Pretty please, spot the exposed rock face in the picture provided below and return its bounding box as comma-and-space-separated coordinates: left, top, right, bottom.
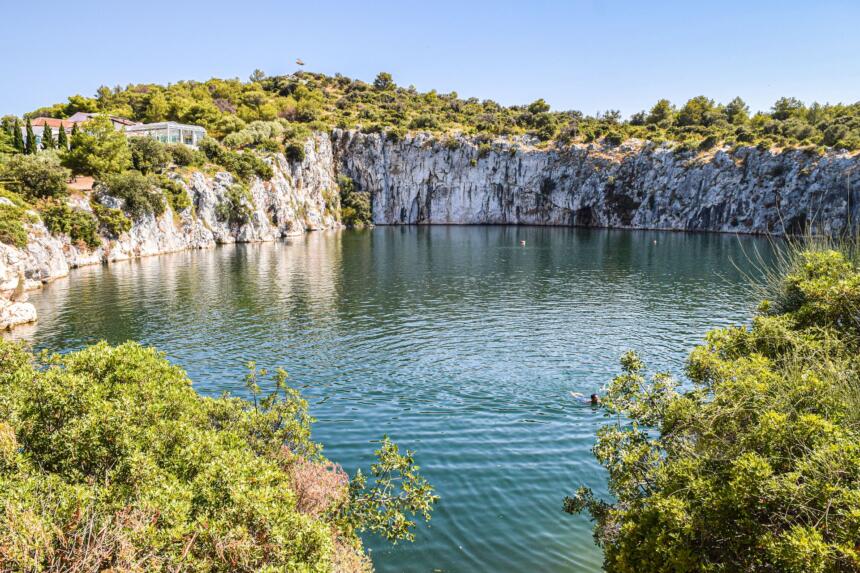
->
0, 134, 340, 294
3, 130, 860, 330
335, 131, 860, 235
0, 298, 37, 330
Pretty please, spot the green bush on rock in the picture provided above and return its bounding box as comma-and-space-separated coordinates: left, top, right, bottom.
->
338, 176, 371, 228
568, 245, 860, 573
0, 339, 436, 571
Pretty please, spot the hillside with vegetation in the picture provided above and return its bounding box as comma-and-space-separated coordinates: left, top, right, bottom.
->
6, 70, 860, 153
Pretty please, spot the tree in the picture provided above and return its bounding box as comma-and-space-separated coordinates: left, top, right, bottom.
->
143, 92, 169, 123
62, 115, 132, 177
24, 118, 37, 154
249, 68, 266, 83
677, 95, 716, 126
568, 247, 860, 572
527, 99, 551, 114
724, 96, 750, 125
12, 119, 24, 152
646, 99, 674, 125
41, 124, 55, 150
772, 96, 805, 121
373, 72, 395, 91
57, 123, 68, 149
69, 122, 78, 150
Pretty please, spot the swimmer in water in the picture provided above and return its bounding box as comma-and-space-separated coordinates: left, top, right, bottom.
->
570, 392, 601, 406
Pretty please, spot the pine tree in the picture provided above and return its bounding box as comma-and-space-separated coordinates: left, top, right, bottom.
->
57, 123, 68, 150
12, 119, 24, 152
24, 118, 37, 154
42, 124, 55, 150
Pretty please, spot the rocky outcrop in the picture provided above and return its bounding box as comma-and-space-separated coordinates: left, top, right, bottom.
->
0, 133, 340, 294
334, 131, 860, 235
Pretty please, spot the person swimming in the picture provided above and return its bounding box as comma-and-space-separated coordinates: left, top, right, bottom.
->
570, 392, 601, 406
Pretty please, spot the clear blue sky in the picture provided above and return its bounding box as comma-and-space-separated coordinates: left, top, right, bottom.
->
2, 0, 858, 117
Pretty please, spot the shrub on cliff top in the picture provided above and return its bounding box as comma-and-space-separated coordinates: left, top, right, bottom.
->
0, 339, 436, 571
0, 152, 69, 201
568, 244, 860, 572
100, 170, 165, 220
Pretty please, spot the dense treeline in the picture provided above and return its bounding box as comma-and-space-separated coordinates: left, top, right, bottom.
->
6, 70, 860, 152
569, 240, 860, 572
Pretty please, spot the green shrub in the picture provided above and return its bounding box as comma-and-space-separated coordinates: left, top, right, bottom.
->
215, 183, 253, 224
91, 200, 132, 237
101, 171, 165, 220
165, 143, 205, 167
129, 136, 169, 174
156, 175, 192, 213
0, 189, 32, 248
568, 246, 860, 572
285, 140, 306, 162
39, 200, 100, 249
199, 137, 273, 181
339, 175, 371, 228
1, 153, 69, 201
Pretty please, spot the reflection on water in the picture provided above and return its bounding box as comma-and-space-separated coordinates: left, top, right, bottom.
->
13, 226, 775, 573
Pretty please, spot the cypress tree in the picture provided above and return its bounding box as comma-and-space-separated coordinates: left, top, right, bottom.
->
69, 122, 79, 150
12, 119, 24, 152
42, 124, 55, 150
24, 118, 37, 154
57, 123, 68, 150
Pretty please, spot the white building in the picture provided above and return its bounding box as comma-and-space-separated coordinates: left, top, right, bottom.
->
124, 122, 207, 147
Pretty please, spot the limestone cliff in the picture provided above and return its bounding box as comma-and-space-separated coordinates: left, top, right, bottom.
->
3, 129, 860, 329
0, 134, 340, 326
334, 130, 860, 235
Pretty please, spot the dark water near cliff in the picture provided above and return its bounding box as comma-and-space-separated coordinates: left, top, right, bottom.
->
13, 227, 774, 572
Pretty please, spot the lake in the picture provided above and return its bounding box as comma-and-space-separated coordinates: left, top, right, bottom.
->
10, 226, 775, 572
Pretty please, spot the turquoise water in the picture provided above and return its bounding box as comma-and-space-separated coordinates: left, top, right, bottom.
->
12, 227, 774, 572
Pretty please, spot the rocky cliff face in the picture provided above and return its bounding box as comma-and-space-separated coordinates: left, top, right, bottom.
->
0, 134, 340, 316
3, 130, 860, 329
335, 131, 860, 235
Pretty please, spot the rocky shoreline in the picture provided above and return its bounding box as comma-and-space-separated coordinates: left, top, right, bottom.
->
3, 131, 859, 330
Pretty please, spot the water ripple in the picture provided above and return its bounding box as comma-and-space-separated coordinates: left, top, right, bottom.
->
11, 227, 774, 573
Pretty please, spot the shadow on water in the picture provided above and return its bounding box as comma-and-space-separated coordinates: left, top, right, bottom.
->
11, 226, 775, 573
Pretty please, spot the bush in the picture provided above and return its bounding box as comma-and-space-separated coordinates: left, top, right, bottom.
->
129, 136, 169, 174
165, 143, 205, 167
1, 153, 69, 201
101, 171, 165, 220
0, 189, 33, 248
339, 176, 371, 228
156, 175, 192, 213
91, 201, 132, 237
567, 246, 860, 572
285, 140, 306, 162
39, 200, 100, 249
215, 183, 253, 224
199, 137, 273, 181
0, 340, 435, 571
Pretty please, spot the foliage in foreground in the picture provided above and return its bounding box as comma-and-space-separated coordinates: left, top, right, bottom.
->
568, 244, 860, 572
0, 340, 436, 572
